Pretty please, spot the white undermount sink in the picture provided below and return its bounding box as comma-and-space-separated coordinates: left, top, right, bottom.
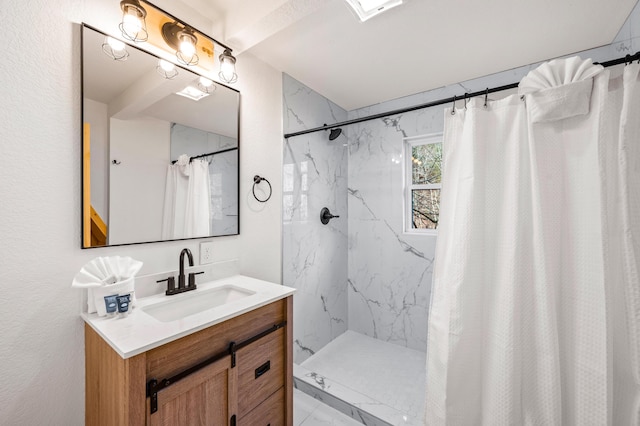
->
142, 285, 256, 322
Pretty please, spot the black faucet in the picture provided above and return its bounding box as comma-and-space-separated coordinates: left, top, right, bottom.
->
157, 248, 203, 296
178, 248, 194, 289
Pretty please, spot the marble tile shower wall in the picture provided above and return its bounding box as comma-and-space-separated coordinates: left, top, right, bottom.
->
283, 74, 349, 363
346, 109, 439, 352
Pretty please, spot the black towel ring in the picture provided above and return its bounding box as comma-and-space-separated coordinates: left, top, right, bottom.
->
252, 175, 272, 203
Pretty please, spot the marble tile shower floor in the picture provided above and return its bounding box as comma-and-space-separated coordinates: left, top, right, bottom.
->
295, 331, 426, 426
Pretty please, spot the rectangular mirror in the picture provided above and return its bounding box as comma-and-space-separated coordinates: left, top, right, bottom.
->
82, 24, 240, 248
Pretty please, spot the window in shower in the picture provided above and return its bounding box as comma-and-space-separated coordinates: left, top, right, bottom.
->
404, 133, 442, 233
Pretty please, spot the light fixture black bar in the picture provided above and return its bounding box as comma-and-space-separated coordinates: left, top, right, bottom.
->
171, 146, 238, 164
283, 51, 640, 139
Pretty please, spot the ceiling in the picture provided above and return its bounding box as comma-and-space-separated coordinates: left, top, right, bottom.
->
181, 0, 637, 111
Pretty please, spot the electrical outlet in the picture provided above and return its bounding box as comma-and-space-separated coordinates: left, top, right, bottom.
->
200, 241, 214, 264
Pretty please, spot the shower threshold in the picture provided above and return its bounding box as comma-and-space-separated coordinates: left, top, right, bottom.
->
294, 331, 426, 426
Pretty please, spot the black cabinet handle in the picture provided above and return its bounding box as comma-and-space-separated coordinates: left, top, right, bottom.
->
255, 360, 271, 379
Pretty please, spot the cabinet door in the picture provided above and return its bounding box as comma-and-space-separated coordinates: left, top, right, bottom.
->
147, 357, 237, 426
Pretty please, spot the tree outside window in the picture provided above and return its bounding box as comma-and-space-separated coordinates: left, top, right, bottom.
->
405, 134, 442, 233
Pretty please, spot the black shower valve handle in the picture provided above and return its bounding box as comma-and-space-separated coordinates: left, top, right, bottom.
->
320, 207, 340, 225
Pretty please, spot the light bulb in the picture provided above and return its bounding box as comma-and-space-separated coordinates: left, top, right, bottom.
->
199, 77, 213, 87
102, 36, 129, 61
196, 76, 215, 93
122, 11, 142, 36
159, 59, 175, 72
119, 0, 147, 42
220, 61, 236, 82
179, 37, 196, 58
218, 49, 238, 83
107, 37, 126, 52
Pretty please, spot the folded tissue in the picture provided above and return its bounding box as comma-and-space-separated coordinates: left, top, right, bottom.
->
72, 256, 143, 316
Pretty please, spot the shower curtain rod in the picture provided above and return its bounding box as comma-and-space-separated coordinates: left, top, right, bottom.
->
171, 146, 238, 164
283, 51, 640, 140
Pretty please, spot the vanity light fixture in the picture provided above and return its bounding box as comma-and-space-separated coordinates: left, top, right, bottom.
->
156, 59, 178, 79
343, 0, 403, 21
162, 22, 199, 66
197, 76, 216, 93
114, 0, 239, 82
119, 0, 148, 42
218, 49, 238, 84
102, 36, 129, 61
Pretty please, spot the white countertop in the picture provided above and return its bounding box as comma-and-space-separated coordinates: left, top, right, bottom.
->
81, 275, 295, 359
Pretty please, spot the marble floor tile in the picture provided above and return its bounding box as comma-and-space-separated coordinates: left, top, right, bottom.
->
295, 388, 322, 425
295, 389, 365, 426
300, 331, 426, 425
302, 406, 367, 426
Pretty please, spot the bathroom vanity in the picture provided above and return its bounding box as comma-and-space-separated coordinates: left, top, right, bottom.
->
83, 275, 294, 425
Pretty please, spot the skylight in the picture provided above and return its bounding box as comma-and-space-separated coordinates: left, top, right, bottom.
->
344, 0, 403, 22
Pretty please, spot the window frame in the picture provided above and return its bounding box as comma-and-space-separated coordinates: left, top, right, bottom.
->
403, 133, 443, 235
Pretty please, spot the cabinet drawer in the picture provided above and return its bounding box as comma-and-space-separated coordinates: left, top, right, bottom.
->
146, 300, 285, 380
237, 327, 285, 417
239, 387, 284, 426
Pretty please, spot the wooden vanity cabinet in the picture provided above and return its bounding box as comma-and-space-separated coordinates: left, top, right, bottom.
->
85, 296, 293, 426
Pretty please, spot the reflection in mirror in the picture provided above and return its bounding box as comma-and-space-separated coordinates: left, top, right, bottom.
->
166, 124, 239, 238
82, 24, 239, 248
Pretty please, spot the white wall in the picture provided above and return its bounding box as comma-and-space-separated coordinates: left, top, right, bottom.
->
0, 0, 282, 423
235, 52, 283, 284
109, 117, 169, 245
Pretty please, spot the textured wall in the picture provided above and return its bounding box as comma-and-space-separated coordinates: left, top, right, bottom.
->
282, 74, 349, 363
0, 0, 283, 423
235, 51, 284, 284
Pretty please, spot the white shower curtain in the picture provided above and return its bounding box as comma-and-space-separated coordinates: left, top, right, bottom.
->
162, 157, 211, 239
425, 58, 640, 425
